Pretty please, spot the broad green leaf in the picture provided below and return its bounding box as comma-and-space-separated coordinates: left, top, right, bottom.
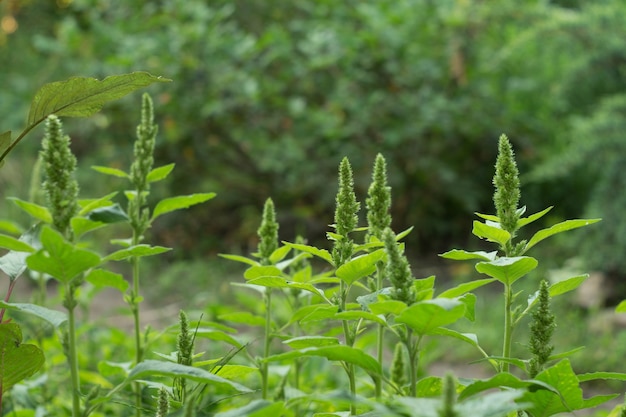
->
289, 304, 338, 324
549, 275, 588, 297
213, 365, 257, 379
518, 206, 553, 228
415, 376, 443, 397
0, 227, 39, 280
283, 336, 339, 349
9, 198, 52, 223
71, 218, 106, 238
333, 310, 386, 326
283, 242, 333, 264
87, 204, 129, 223
475, 256, 538, 285
356, 288, 391, 309
0, 301, 67, 328
85, 269, 129, 292
525, 219, 601, 252
218, 254, 259, 267
472, 221, 511, 246
0, 234, 35, 253
26, 227, 101, 283
103, 244, 171, 262
244, 265, 282, 280
396, 299, 466, 335
263, 346, 381, 378
214, 400, 284, 417
91, 165, 129, 178
439, 250, 497, 262
414, 276, 436, 301
430, 328, 485, 353
458, 293, 476, 321
438, 278, 495, 298
151, 193, 216, 221
78, 192, 118, 215
459, 372, 556, 401
335, 249, 385, 285
28, 72, 170, 125
0, 323, 45, 393
368, 300, 407, 316
269, 245, 291, 264
456, 390, 528, 416
218, 312, 265, 327
147, 163, 175, 183
128, 360, 251, 392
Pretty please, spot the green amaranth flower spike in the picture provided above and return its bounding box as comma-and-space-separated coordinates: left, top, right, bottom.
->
528, 280, 556, 378
41, 115, 79, 240
493, 135, 521, 236
332, 157, 360, 267
257, 198, 279, 266
366, 153, 392, 242
176, 310, 195, 402
155, 387, 169, 417
438, 373, 458, 417
390, 342, 406, 390
383, 228, 416, 305
129, 93, 157, 234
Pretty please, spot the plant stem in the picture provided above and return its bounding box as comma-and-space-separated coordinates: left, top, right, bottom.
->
66, 284, 81, 417
262, 289, 272, 399
130, 229, 143, 417
338, 280, 357, 415
502, 283, 514, 373
406, 328, 420, 397
374, 264, 384, 399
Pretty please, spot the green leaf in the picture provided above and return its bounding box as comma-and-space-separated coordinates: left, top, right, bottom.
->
214, 400, 284, 417
28, 72, 170, 125
246, 277, 287, 287
438, 278, 496, 298
127, 360, 251, 393
475, 212, 499, 222
218, 254, 259, 267
0, 301, 67, 328
0, 220, 23, 235
395, 299, 466, 335
87, 204, 129, 223
525, 219, 601, 252
269, 245, 292, 264
0, 226, 40, 280
85, 269, 129, 292
147, 163, 175, 183
439, 250, 497, 262
282, 242, 333, 264
616, 300, 626, 313
415, 376, 443, 397
0, 323, 45, 393
288, 304, 338, 325
151, 193, 216, 221
26, 227, 100, 282
368, 300, 407, 316
78, 192, 118, 215
263, 345, 381, 378
459, 372, 556, 401
244, 265, 282, 280
475, 256, 538, 285
283, 336, 339, 349
9, 198, 52, 223
91, 165, 129, 178
472, 221, 511, 246
103, 244, 171, 262
71, 218, 106, 239
430, 328, 484, 352
578, 371, 626, 383
0, 234, 35, 253
517, 206, 553, 228
335, 249, 385, 285
549, 275, 588, 297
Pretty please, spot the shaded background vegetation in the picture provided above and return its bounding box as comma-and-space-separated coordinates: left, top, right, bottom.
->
2, 0, 626, 280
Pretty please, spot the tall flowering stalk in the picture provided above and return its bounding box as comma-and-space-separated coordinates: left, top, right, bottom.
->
528, 280, 556, 378
366, 154, 392, 398
257, 198, 279, 399
40, 115, 81, 416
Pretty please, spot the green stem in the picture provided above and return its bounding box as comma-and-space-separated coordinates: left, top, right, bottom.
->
262, 289, 272, 399
502, 283, 514, 373
66, 284, 81, 417
129, 229, 143, 417
339, 280, 357, 415
374, 264, 384, 399
406, 328, 420, 397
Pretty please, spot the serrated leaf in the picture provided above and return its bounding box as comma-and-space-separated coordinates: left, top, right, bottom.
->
472, 221, 511, 246
335, 249, 385, 285
549, 275, 588, 297
28, 72, 170, 125
151, 193, 216, 221
91, 165, 129, 178
85, 269, 129, 292
475, 257, 538, 285
396, 299, 466, 335
147, 163, 175, 183
282, 242, 333, 264
26, 227, 101, 283
525, 219, 601, 252
439, 249, 498, 262
127, 360, 251, 392
438, 278, 495, 298
283, 336, 339, 349
0, 323, 45, 393
103, 244, 171, 262
0, 301, 67, 328
87, 204, 129, 223
263, 345, 381, 378
9, 198, 52, 223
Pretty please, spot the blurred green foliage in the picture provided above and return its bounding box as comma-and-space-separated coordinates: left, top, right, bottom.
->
2, 0, 626, 274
